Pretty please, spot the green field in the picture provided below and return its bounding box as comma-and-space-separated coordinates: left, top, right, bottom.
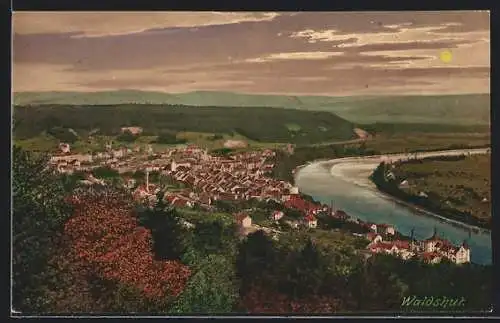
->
394, 154, 491, 226
14, 91, 490, 125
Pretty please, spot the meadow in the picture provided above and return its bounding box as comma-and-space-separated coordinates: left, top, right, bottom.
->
393, 154, 491, 227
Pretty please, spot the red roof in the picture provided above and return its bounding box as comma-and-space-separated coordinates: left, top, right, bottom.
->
171, 198, 188, 207
393, 240, 410, 250
421, 252, 442, 261
369, 242, 392, 251
164, 195, 177, 202
305, 214, 316, 222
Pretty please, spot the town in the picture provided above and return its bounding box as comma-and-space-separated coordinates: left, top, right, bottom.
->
50, 139, 471, 265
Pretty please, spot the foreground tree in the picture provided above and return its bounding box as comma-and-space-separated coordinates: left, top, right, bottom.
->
170, 255, 239, 314
136, 199, 188, 261
12, 146, 73, 312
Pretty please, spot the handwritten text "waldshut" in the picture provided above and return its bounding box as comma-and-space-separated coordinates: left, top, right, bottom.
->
401, 295, 466, 309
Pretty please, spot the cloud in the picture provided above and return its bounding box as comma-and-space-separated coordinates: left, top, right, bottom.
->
245, 51, 344, 62
13, 12, 280, 37
290, 24, 488, 49
12, 11, 490, 95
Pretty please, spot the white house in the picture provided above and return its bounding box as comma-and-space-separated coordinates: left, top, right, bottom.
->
304, 215, 317, 229
399, 179, 409, 188
271, 210, 285, 221
59, 143, 71, 154
454, 242, 471, 264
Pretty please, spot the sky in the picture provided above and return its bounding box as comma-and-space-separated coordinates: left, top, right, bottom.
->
12, 11, 490, 96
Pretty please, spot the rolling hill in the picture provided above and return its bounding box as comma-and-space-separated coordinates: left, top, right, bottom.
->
13, 104, 356, 145
13, 91, 490, 126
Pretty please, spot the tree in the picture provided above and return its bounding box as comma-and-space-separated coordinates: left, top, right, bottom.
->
236, 230, 278, 291
137, 202, 188, 261
214, 200, 236, 213
92, 166, 119, 179
47, 126, 78, 143
170, 255, 239, 314
64, 189, 191, 305
191, 220, 239, 260
155, 131, 186, 144
12, 146, 73, 312
117, 130, 138, 142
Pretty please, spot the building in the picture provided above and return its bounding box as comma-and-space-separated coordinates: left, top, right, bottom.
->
422, 230, 470, 264
121, 126, 143, 135
421, 252, 443, 264
304, 214, 317, 229
59, 143, 70, 154
454, 241, 471, 264
271, 210, 285, 221
423, 230, 447, 253
366, 232, 383, 245
235, 213, 252, 228
399, 179, 410, 189
377, 224, 396, 236
285, 220, 299, 229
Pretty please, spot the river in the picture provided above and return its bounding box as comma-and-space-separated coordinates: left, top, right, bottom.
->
294, 149, 492, 265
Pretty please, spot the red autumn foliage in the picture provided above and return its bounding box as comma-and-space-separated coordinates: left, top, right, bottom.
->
64, 189, 191, 299
240, 284, 342, 314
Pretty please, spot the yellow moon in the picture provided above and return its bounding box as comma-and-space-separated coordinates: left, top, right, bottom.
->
440, 50, 452, 63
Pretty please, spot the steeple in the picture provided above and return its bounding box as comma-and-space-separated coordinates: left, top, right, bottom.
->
462, 239, 469, 249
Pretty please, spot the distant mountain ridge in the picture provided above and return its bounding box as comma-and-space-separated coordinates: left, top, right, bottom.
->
13, 90, 490, 125
13, 90, 371, 106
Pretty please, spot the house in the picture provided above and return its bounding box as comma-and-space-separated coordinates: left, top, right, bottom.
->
377, 223, 396, 236
121, 126, 143, 135
133, 185, 150, 200
368, 240, 413, 260
423, 230, 450, 253
399, 179, 409, 189
123, 177, 136, 189
421, 252, 442, 264
334, 209, 348, 220
366, 232, 383, 244
171, 197, 194, 208
304, 214, 317, 229
418, 191, 428, 198
271, 210, 284, 221
285, 220, 300, 229
59, 143, 71, 154
364, 222, 378, 233
385, 171, 396, 180
235, 213, 252, 228
454, 241, 471, 264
